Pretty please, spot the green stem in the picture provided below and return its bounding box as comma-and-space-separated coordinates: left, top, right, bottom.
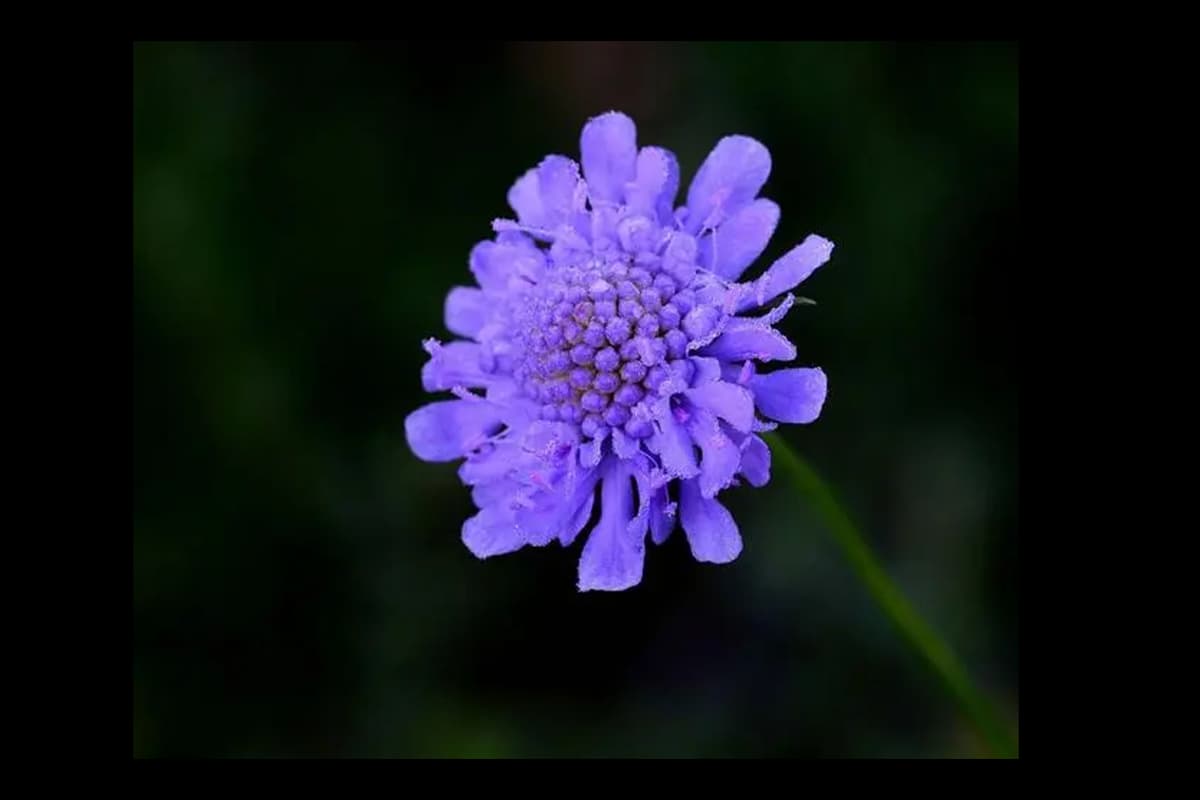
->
763, 431, 1018, 758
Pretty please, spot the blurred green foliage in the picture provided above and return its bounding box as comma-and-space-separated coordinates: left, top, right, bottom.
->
134, 41, 1017, 758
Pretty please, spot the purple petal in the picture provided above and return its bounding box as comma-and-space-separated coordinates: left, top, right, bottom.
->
458, 440, 520, 486
591, 205, 619, 246
580, 430, 607, 468
560, 484, 597, 547
738, 434, 771, 487
662, 232, 698, 286
484, 380, 542, 431
750, 367, 827, 424
421, 340, 490, 392
649, 488, 676, 545
697, 199, 780, 281
469, 237, 544, 294
689, 356, 724, 385
515, 468, 600, 547
684, 379, 755, 433
685, 135, 771, 234
626, 146, 680, 226
628, 464, 651, 539
751, 417, 779, 433
627, 458, 668, 543
462, 504, 524, 558
405, 400, 505, 462
611, 426, 640, 460
471, 478, 520, 509
538, 155, 584, 228
520, 419, 581, 457
581, 111, 638, 205
578, 460, 645, 592
698, 322, 797, 363
746, 293, 796, 328
686, 409, 741, 498
739, 234, 834, 311
467, 241, 504, 292
720, 359, 756, 385
444, 287, 489, 339
651, 409, 700, 480
507, 168, 544, 227
679, 478, 743, 564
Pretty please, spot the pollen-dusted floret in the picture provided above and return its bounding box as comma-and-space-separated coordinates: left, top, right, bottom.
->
406, 111, 834, 591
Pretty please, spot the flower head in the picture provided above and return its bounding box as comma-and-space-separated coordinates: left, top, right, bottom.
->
406, 112, 833, 591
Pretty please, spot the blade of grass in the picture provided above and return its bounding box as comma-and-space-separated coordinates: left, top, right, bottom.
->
763, 431, 1018, 758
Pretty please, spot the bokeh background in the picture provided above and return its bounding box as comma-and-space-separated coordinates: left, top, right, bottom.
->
133, 41, 1018, 758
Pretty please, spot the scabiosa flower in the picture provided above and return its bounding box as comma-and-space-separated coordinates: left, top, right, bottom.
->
405, 112, 834, 591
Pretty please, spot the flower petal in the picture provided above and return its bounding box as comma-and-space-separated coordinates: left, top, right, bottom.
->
649, 488, 676, 545
560, 481, 598, 547
462, 504, 524, 558
469, 236, 545, 294
698, 322, 796, 363
686, 409, 741, 499
739, 234, 834, 311
679, 478, 743, 564
421, 340, 490, 392
458, 440, 521, 486
685, 135, 771, 234
581, 111, 638, 205
514, 467, 599, 547
611, 426, 640, 460
626, 458, 674, 547
538, 155, 584, 228
689, 356, 724, 385
751, 417, 778, 433
697, 198, 780, 281
484, 380, 542, 431
591, 205, 620, 247
578, 460, 645, 592
628, 464, 651, 538
405, 400, 504, 462
626, 146, 680, 226
738, 434, 771, 487
750, 367, 827, 424
444, 287, 489, 339
471, 478, 520, 509
507, 167, 544, 227
580, 429, 607, 469
651, 409, 700, 480
684, 379, 755, 433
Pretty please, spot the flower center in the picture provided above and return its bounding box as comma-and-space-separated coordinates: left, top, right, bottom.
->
509, 252, 716, 441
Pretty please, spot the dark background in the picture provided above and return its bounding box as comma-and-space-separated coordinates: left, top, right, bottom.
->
133, 41, 1018, 758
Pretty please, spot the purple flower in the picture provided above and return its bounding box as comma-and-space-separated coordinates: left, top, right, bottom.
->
405, 112, 834, 591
